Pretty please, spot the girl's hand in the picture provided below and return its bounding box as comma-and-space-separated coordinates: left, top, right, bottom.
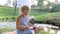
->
26, 26, 34, 30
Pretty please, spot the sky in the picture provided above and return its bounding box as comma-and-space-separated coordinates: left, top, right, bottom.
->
0, 0, 60, 7
0, 0, 38, 7
0, 0, 8, 5
17, 0, 31, 7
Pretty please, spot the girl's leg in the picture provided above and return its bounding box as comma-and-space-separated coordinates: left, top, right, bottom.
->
34, 27, 40, 34
34, 29, 37, 34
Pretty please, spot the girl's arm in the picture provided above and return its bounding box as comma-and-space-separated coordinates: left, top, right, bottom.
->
16, 16, 30, 30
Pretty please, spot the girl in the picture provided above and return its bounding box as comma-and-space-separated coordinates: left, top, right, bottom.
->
16, 5, 40, 34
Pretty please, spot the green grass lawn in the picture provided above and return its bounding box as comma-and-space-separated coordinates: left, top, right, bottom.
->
0, 6, 60, 34
0, 27, 49, 34
0, 5, 19, 16
0, 6, 50, 16
0, 5, 60, 22
0, 5, 49, 21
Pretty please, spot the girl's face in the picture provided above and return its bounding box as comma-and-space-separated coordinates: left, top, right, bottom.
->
21, 10, 29, 16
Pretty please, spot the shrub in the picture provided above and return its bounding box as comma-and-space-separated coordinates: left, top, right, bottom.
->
51, 4, 60, 12
35, 12, 60, 26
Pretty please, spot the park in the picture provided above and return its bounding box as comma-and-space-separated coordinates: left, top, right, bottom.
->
0, 0, 60, 34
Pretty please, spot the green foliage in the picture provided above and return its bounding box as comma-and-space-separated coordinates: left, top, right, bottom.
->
0, 5, 60, 25
38, 30, 49, 34
0, 29, 2, 34
35, 13, 51, 23
0, 5, 19, 16
37, 0, 44, 9
0, 5, 50, 22
0, 16, 17, 22
0, 27, 16, 33
51, 4, 60, 12
35, 12, 60, 25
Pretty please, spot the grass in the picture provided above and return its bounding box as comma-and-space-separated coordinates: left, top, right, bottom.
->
0, 5, 50, 22
0, 16, 18, 22
0, 5, 19, 16
0, 6, 50, 16
0, 5, 60, 34
0, 5, 60, 23
37, 30, 49, 34
0, 27, 16, 34
35, 12, 60, 24
0, 27, 49, 34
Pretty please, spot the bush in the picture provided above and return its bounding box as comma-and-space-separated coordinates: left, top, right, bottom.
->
35, 13, 51, 23
51, 4, 60, 12
0, 16, 17, 22
35, 12, 60, 26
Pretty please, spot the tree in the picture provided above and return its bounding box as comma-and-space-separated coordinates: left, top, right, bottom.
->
51, 4, 60, 12
5, 0, 11, 6
37, 0, 44, 9
13, 0, 17, 15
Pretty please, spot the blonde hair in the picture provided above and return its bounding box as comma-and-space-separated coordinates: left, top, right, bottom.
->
18, 5, 30, 15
